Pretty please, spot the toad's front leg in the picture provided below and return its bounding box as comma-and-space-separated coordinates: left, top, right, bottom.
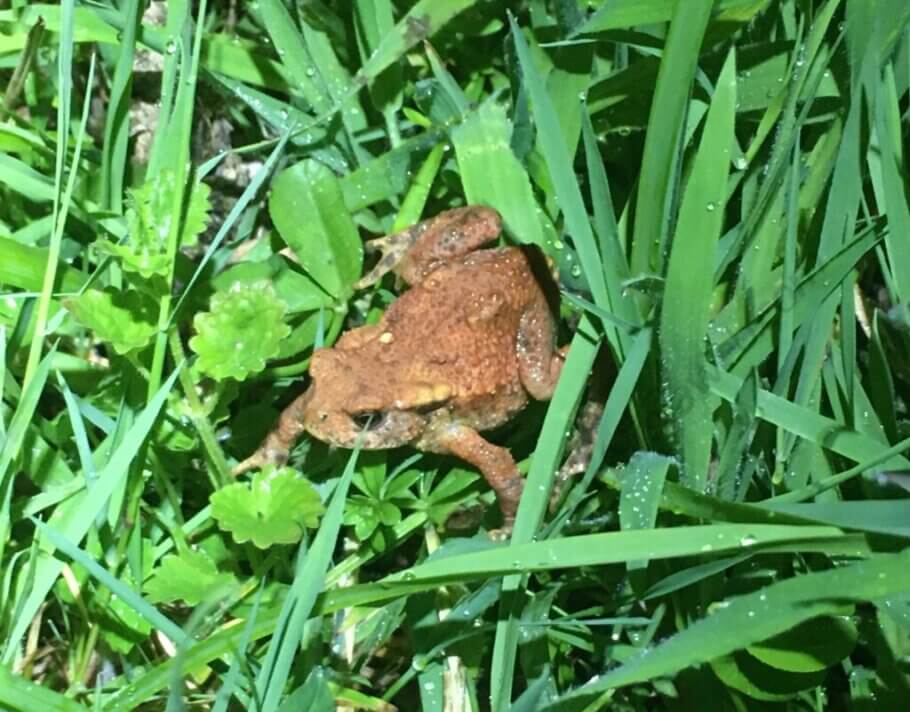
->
434, 424, 524, 539
232, 389, 313, 476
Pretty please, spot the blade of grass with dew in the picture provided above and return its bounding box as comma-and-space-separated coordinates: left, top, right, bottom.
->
549, 551, 910, 706
340, 127, 446, 211
452, 101, 546, 248
392, 143, 446, 231
22, 0, 80, 388
424, 41, 469, 113
30, 518, 190, 646
765, 435, 910, 506
742, 0, 837, 171
99, 0, 140, 212
1, 367, 181, 661
145, 0, 189, 176
716, 227, 881, 375
0, 665, 85, 712
256, 447, 360, 712
259, 0, 332, 115
553, 327, 653, 534
354, 0, 404, 145
146, 0, 206, 399
82, 3, 291, 90
574, 0, 771, 35
353, 0, 482, 86
97, 523, 848, 710
211, 76, 330, 152
488, 317, 600, 711
660, 51, 736, 491
641, 554, 753, 602
263, 0, 484, 137
707, 366, 910, 471
779, 54, 866, 472
605, 472, 892, 542
714, 368, 759, 501
298, 9, 370, 154
872, 62, 910, 302
322, 524, 845, 610
581, 110, 639, 343
509, 15, 609, 312
759, 500, 910, 538
629, 0, 713, 282
777, 136, 801, 380
867, 313, 899, 443
619, 452, 673, 570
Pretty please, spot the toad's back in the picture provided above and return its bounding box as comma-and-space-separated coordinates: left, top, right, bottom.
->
363, 247, 545, 405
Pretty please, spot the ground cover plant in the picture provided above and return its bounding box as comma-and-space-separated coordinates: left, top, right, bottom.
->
1, 0, 910, 709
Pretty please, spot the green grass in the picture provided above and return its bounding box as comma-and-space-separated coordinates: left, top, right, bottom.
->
2, 1, 910, 710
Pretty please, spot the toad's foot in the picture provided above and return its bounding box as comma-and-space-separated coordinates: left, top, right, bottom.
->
232, 390, 312, 476
435, 425, 524, 536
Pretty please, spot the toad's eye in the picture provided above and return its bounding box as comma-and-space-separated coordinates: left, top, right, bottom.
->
351, 412, 379, 429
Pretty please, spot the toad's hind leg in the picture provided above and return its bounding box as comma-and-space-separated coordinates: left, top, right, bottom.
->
435, 425, 524, 537
356, 206, 502, 288
517, 302, 568, 401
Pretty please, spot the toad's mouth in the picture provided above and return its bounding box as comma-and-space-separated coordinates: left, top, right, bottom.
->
305, 408, 425, 450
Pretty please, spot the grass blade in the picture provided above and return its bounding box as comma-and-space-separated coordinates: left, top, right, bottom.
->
629, 0, 713, 282
659, 50, 737, 490
256, 449, 359, 711
551, 552, 910, 705
2, 367, 181, 661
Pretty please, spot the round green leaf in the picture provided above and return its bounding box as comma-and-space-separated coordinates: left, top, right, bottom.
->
269, 159, 363, 299
748, 614, 858, 673
211, 466, 325, 548
143, 549, 236, 606
64, 287, 158, 355
189, 280, 291, 381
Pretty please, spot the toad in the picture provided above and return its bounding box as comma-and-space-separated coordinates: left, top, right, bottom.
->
234, 206, 566, 535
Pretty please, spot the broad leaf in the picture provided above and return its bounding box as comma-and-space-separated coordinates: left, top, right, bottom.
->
211, 466, 325, 548
64, 288, 158, 354
189, 281, 291, 381
269, 159, 363, 299
144, 549, 237, 605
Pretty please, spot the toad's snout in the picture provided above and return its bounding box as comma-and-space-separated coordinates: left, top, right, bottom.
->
303, 403, 425, 450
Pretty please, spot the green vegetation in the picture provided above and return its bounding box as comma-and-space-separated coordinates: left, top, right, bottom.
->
2, 0, 910, 709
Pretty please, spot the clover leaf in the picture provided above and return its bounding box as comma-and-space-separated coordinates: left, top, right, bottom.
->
96, 171, 211, 279
211, 466, 325, 548
143, 549, 236, 605
189, 281, 290, 381
64, 287, 158, 355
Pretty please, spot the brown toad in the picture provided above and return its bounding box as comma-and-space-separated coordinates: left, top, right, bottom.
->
234, 206, 566, 534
